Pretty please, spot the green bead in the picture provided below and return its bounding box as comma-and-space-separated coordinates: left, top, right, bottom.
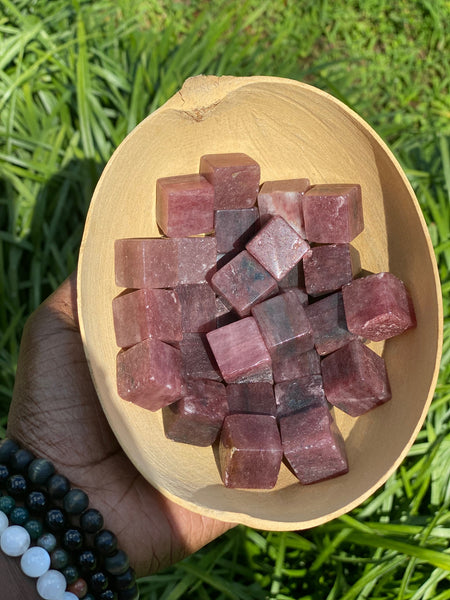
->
0, 495, 15, 515
24, 518, 44, 540
28, 458, 55, 485
10, 506, 30, 525
37, 533, 57, 552
51, 548, 70, 570
63, 488, 89, 515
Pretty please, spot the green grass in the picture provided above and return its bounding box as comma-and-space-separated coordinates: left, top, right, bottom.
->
1, 0, 449, 598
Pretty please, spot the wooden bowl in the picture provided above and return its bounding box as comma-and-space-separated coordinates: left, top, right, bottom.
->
78, 75, 443, 530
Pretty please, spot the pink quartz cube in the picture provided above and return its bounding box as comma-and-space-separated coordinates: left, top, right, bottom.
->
272, 347, 321, 384
246, 216, 310, 281
112, 288, 182, 348
275, 374, 327, 419
219, 414, 283, 488
321, 339, 392, 417
116, 338, 183, 411
199, 153, 260, 209
179, 333, 222, 382
251, 291, 314, 365
162, 380, 228, 446
214, 207, 260, 253
303, 243, 361, 297
305, 291, 358, 356
280, 286, 308, 306
175, 283, 216, 332
342, 272, 416, 341
280, 407, 348, 484
226, 382, 276, 416
206, 317, 272, 383
156, 174, 214, 237
303, 183, 364, 243
257, 178, 310, 236
115, 238, 178, 289
177, 237, 217, 284
211, 250, 278, 317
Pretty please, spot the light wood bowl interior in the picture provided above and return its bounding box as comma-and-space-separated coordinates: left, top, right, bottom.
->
78, 75, 443, 530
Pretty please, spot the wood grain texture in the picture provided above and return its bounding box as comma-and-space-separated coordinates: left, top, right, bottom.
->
77, 75, 443, 530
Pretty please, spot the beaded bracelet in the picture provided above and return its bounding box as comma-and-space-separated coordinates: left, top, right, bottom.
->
0, 438, 139, 600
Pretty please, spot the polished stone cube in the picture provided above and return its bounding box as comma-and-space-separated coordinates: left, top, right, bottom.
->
112, 288, 182, 348
175, 283, 216, 333
246, 215, 309, 281
280, 407, 348, 484
251, 291, 314, 365
280, 285, 308, 306
206, 317, 272, 383
303, 183, 364, 243
162, 380, 228, 446
257, 178, 310, 236
321, 339, 392, 417
219, 414, 283, 488
275, 374, 327, 419
272, 347, 321, 384
303, 243, 360, 297
200, 153, 260, 209
211, 250, 278, 317
156, 174, 214, 237
305, 291, 358, 356
116, 338, 183, 411
179, 333, 222, 382
226, 382, 276, 416
342, 272, 416, 341
214, 207, 260, 253
177, 237, 217, 284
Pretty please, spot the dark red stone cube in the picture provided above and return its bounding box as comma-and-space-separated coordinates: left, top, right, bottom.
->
219, 414, 283, 488
179, 333, 222, 382
115, 238, 179, 289
321, 339, 392, 417
175, 283, 216, 333
272, 347, 321, 384
275, 374, 327, 419
303, 243, 360, 297
226, 382, 276, 416
214, 207, 260, 253
257, 178, 310, 236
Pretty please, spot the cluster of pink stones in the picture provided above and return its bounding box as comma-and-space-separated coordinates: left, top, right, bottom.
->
114, 153, 417, 490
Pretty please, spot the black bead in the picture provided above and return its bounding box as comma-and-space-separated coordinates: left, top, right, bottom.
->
62, 527, 84, 551
51, 548, 70, 570
6, 474, 28, 498
0, 464, 9, 486
47, 473, 70, 499
104, 550, 130, 576
24, 519, 44, 540
0, 439, 19, 464
94, 530, 118, 556
90, 571, 109, 593
26, 490, 48, 514
10, 448, 34, 473
28, 458, 55, 486
45, 508, 67, 532
63, 488, 89, 515
77, 549, 97, 572
114, 568, 136, 591
80, 508, 104, 533
117, 586, 139, 600
99, 590, 118, 600
61, 564, 79, 584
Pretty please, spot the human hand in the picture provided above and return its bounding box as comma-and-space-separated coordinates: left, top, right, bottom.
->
7, 271, 234, 578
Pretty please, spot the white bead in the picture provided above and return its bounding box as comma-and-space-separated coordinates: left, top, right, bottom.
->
0, 525, 31, 556
0, 510, 9, 534
21, 546, 51, 578
36, 569, 66, 600
63, 593, 78, 600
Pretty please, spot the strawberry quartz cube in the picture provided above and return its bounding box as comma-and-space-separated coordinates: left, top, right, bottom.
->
321, 339, 392, 417
179, 333, 222, 382
305, 291, 358, 356
175, 283, 216, 333
280, 286, 308, 306
275, 374, 327, 419
199, 153, 260, 209
206, 317, 272, 384
116, 338, 183, 411
219, 414, 283, 488
246, 216, 310, 281
214, 207, 260, 253
342, 272, 416, 341
112, 288, 182, 348
211, 250, 278, 317
226, 382, 276, 416
303, 243, 361, 297
272, 347, 321, 384
162, 380, 228, 446
257, 178, 310, 236
280, 407, 348, 484
156, 174, 214, 237
251, 291, 314, 365
302, 183, 363, 243
115, 237, 217, 288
